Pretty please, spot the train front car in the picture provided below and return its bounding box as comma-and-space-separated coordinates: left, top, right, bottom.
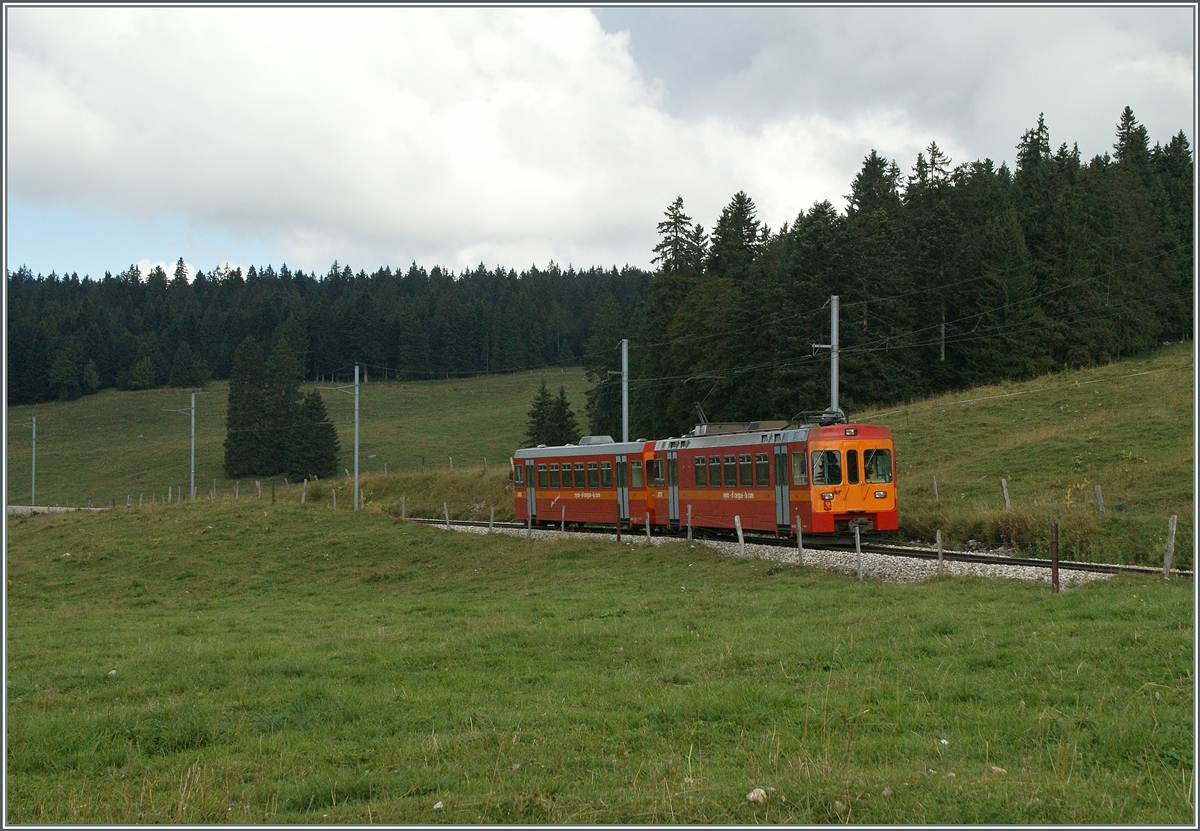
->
801, 422, 897, 533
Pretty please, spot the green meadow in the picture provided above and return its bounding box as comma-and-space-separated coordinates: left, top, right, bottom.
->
5, 502, 1194, 824
6, 344, 1192, 567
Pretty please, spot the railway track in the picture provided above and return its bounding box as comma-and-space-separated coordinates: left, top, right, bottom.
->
409, 517, 1192, 580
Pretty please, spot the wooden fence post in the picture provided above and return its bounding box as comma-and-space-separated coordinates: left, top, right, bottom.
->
1050, 522, 1059, 593
489, 506, 494, 533
301, 479, 307, 504
445, 502, 451, 529
1094, 484, 1105, 517
332, 489, 337, 510
1000, 478, 1011, 511
937, 529, 944, 578
401, 496, 406, 521
796, 516, 804, 566
687, 504, 693, 540
256, 481, 261, 500
855, 524, 863, 581
734, 515, 744, 558
1164, 515, 1177, 578
932, 476, 939, 503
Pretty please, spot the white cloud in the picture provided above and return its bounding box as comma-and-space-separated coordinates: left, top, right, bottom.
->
6, 7, 1194, 277
8, 7, 719, 272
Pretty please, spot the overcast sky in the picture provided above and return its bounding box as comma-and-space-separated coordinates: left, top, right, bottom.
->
5, 5, 1195, 280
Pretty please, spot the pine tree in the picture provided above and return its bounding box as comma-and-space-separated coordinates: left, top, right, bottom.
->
524, 380, 553, 446
548, 385, 581, 446
261, 334, 304, 474
223, 337, 267, 477
285, 389, 340, 480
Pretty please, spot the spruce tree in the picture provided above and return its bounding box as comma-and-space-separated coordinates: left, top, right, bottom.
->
285, 389, 340, 480
223, 337, 267, 477
548, 385, 581, 446
524, 380, 553, 446
262, 334, 304, 474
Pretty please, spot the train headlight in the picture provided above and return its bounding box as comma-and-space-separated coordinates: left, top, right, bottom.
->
821, 492, 834, 501
875, 490, 887, 499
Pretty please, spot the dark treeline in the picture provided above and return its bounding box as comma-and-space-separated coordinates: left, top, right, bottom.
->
584, 108, 1193, 439
6, 258, 652, 405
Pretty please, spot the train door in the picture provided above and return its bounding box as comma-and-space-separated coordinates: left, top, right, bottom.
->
666, 450, 680, 529
615, 455, 630, 526
525, 460, 536, 521
774, 444, 790, 533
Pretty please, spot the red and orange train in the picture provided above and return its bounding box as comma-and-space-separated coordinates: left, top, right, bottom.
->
512, 417, 897, 537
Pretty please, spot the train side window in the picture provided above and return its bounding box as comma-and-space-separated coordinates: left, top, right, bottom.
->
631, 460, 644, 488
549, 463, 560, 488
792, 451, 807, 486
600, 461, 612, 488
812, 450, 842, 485
574, 462, 586, 488
514, 465, 524, 486
695, 456, 708, 487
652, 459, 665, 487
587, 461, 599, 488
537, 464, 548, 489
755, 453, 770, 487
847, 449, 860, 484
864, 449, 893, 483
738, 454, 752, 487
723, 455, 737, 487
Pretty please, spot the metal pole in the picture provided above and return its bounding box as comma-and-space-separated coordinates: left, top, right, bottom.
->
31, 416, 36, 507
353, 364, 360, 511
189, 392, 196, 501
621, 338, 629, 443
830, 295, 839, 413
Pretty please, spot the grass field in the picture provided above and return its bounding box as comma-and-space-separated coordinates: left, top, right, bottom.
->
5, 502, 1194, 824
5, 343, 1194, 565
4, 367, 591, 507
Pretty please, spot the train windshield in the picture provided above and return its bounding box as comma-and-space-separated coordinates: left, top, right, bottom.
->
864, 448, 893, 483
811, 450, 842, 485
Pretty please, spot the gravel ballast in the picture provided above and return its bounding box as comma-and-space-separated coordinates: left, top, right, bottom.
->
439, 523, 1111, 589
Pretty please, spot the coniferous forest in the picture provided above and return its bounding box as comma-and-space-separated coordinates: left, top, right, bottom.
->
7, 109, 1193, 442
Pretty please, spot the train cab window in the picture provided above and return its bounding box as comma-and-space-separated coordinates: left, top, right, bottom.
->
695, 456, 708, 487
652, 459, 665, 487
574, 462, 586, 488
587, 461, 599, 489
864, 449, 893, 484
846, 449, 860, 485
514, 465, 525, 486
811, 450, 842, 485
755, 453, 770, 487
600, 461, 612, 488
631, 460, 644, 488
549, 463, 560, 488
738, 454, 753, 487
723, 455, 737, 487
537, 464, 548, 489
792, 451, 808, 486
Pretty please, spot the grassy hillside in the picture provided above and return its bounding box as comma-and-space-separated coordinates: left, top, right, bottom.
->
6, 344, 1192, 566
4, 367, 591, 506
858, 342, 1193, 567
6, 503, 1192, 824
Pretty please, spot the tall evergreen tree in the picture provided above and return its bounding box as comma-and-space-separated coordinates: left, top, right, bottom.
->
223, 337, 267, 476
524, 380, 554, 446
547, 385, 581, 446
285, 390, 340, 480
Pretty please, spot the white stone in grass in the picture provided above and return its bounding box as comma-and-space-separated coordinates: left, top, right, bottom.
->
746, 788, 767, 804
61, 552, 71, 559
433, 801, 443, 810
991, 766, 1007, 774
108, 670, 116, 676
940, 738, 949, 745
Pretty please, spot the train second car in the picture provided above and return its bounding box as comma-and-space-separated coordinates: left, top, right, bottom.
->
512, 421, 897, 536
